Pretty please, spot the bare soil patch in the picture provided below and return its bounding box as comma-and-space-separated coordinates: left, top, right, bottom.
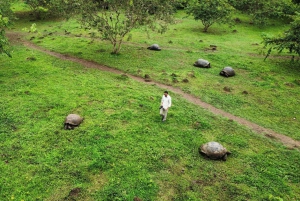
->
6, 32, 300, 149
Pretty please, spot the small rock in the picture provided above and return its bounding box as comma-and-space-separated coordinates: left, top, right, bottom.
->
68, 188, 81, 197
144, 74, 151, 82
223, 86, 231, 92
172, 78, 179, 83
182, 78, 189, 83
134, 197, 143, 201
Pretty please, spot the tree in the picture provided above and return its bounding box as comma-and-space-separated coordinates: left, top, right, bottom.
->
0, 0, 14, 57
186, 0, 233, 32
24, 0, 69, 19
67, 0, 176, 54
263, 13, 300, 59
228, 0, 298, 26
0, 16, 10, 57
175, 0, 190, 9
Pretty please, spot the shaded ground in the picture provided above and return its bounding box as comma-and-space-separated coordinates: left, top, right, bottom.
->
6, 32, 300, 149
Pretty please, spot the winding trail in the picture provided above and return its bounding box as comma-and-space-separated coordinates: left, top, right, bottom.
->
7, 32, 300, 149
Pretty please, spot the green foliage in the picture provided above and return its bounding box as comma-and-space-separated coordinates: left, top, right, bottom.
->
23, 0, 69, 19
228, 0, 298, 26
293, 0, 300, 4
266, 194, 284, 201
68, 0, 177, 54
174, 0, 190, 9
0, 0, 14, 57
22, 23, 38, 33
0, 0, 14, 20
0, 18, 10, 57
186, 0, 233, 32
263, 13, 300, 58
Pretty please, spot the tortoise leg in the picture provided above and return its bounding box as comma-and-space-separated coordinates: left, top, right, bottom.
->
222, 154, 227, 161
65, 124, 73, 130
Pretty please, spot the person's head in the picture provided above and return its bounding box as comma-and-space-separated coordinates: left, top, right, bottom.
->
164, 91, 168, 97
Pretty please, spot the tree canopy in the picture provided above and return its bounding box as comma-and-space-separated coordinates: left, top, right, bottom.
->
0, 0, 14, 57
24, 0, 69, 19
186, 0, 233, 32
62, 0, 177, 54
263, 13, 300, 59
228, 0, 298, 26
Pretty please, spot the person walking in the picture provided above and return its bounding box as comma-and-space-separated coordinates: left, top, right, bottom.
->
160, 91, 172, 122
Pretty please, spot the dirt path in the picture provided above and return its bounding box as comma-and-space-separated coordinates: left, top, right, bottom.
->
7, 32, 300, 149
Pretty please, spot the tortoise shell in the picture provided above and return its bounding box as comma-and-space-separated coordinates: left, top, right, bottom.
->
199, 141, 231, 161
147, 44, 161, 51
193, 59, 211, 68
220, 67, 235, 77
64, 114, 83, 130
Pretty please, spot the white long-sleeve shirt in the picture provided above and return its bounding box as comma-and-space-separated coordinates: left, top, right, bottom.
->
161, 95, 172, 109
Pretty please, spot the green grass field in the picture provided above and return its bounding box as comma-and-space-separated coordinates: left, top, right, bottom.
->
1, 3, 300, 201
11, 9, 300, 140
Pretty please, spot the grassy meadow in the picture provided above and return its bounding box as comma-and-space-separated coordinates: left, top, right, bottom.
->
0, 3, 300, 201
9, 7, 300, 140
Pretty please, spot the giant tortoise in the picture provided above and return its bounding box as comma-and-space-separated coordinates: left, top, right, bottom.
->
193, 59, 211, 68
147, 44, 161, 51
199, 141, 231, 161
220, 67, 235, 77
64, 114, 83, 130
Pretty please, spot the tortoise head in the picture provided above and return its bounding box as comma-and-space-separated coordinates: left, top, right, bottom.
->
220, 71, 229, 77
222, 151, 232, 161
64, 123, 75, 130
198, 147, 208, 157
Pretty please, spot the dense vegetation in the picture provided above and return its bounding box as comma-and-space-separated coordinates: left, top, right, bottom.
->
1, 1, 300, 200
0, 0, 14, 57
186, 0, 233, 32
2, 0, 300, 55
263, 13, 300, 59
